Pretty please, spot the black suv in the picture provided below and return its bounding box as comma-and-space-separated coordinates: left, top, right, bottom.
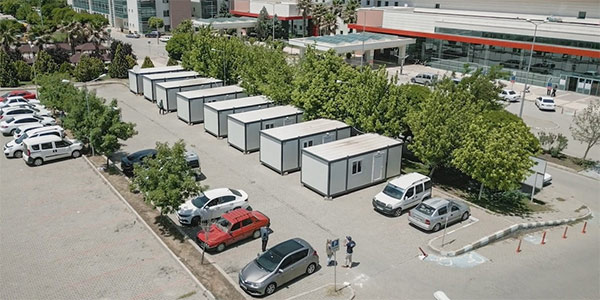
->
120, 149, 200, 176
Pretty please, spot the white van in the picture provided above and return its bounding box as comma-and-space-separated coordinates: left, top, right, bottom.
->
4, 126, 64, 158
22, 135, 83, 166
372, 172, 432, 217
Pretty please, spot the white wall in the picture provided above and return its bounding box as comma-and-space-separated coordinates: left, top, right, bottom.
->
126, 0, 141, 33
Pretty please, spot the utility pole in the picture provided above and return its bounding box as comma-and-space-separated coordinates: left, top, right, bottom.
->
518, 19, 546, 118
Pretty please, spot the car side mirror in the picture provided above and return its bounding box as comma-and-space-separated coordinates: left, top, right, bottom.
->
277, 269, 284, 274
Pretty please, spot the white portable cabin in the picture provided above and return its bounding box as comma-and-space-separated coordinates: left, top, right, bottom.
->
204, 96, 274, 138
260, 119, 352, 175
301, 134, 403, 198
128, 66, 184, 94
155, 78, 223, 112
227, 105, 304, 153
176, 85, 246, 124
142, 71, 199, 101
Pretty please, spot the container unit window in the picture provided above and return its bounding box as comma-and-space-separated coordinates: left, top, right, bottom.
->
351, 160, 362, 175
264, 123, 275, 129
302, 140, 313, 148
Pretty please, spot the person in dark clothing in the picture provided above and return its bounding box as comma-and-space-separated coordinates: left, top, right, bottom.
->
260, 226, 270, 252
342, 236, 356, 268
158, 101, 165, 115
551, 85, 557, 97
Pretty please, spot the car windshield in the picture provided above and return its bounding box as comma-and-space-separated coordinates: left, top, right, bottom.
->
229, 189, 242, 197
5, 117, 14, 123
255, 249, 284, 272
416, 203, 436, 216
16, 133, 28, 144
191, 194, 210, 208
543, 99, 554, 103
382, 183, 405, 199
508, 91, 516, 95
216, 218, 231, 232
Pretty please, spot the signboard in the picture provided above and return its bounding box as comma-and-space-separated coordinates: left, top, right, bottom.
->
547, 81, 553, 90
331, 239, 340, 252
522, 157, 547, 189
510, 75, 516, 83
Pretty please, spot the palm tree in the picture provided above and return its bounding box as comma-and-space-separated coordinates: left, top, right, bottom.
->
297, 0, 312, 37
0, 21, 18, 52
84, 23, 109, 52
332, 0, 344, 18
342, 0, 360, 25
60, 22, 86, 55
312, 3, 328, 36
324, 11, 337, 35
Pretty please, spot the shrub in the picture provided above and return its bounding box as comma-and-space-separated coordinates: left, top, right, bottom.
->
108, 44, 128, 78
538, 131, 568, 158
141, 56, 154, 68
13, 60, 32, 81
167, 57, 178, 66
74, 55, 105, 82
0, 50, 19, 87
125, 55, 137, 69
59, 62, 74, 75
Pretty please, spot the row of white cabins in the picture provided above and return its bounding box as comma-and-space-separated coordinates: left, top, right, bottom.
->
128, 66, 403, 198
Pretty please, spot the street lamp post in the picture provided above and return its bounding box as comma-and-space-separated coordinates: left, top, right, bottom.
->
518, 18, 546, 118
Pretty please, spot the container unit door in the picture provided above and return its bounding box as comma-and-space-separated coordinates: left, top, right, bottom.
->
372, 151, 386, 182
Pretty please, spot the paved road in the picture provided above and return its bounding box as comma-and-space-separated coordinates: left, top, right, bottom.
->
110, 29, 169, 67
0, 137, 208, 300
91, 83, 599, 299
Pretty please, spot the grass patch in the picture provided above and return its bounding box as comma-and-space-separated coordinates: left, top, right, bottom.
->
401, 158, 429, 175
177, 291, 197, 299
539, 153, 598, 172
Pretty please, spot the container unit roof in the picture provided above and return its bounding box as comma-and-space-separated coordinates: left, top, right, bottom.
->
229, 105, 302, 123
178, 85, 244, 99
156, 78, 221, 89
130, 65, 184, 74
303, 133, 402, 162
205, 96, 271, 111
261, 119, 348, 141
143, 71, 198, 80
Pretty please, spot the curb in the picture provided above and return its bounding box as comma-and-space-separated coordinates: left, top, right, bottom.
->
427, 208, 593, 257
81, 155, 216, 300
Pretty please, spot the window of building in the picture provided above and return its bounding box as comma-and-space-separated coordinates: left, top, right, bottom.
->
163, 10, 169, 17
376, 1, 381, 7
265, 123, 274, 129
351, 160, 362, 175
302, 141, 313, 148
394, 2, 398, 6
578, 11, 586, 19
366, 0, 370, 5
435, 3, 440, 8
384, 1, 388, 6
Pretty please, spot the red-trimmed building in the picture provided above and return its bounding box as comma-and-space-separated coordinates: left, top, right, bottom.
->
231, 0, 314, 36
350, 5, 599, 95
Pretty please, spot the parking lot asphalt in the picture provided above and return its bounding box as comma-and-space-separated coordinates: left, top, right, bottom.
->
91, 83, 599, 299
0, 137, 208, 300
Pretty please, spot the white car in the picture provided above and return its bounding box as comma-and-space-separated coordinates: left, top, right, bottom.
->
12, 123, 44, 139
0, 107, 49, 121
159, 35, 172, 42
22, 135, 83, 166
0, 96, 41, 109
6, 103, 51, 116
0, 115, 56, 135
177, 188, 249, 226
4, 126, 64, 158
498, 89, 520, 102
535, 96, 556, 111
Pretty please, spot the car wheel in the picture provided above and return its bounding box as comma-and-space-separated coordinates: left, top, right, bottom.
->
191, 216, 200, 226
410, 78, 415, 83
461, 212, 470, 221
253, 230, 261, 239
13, 150, 22, 158
71, 150, 81, 158
33, 158, 43, 166
233, 206, 241, 211
306, 263, 316, 275
216, 243, 226, 252
432, 223, 441, 232
10, 128, 16, 135
265, 283, 277, 296
393, 208, 403, 217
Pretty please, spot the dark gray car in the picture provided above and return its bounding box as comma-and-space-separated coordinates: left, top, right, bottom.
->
239, 238, 319, 296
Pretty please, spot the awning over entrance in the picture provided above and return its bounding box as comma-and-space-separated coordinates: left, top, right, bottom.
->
288, 33, 415, 54
192, 17, 257, 30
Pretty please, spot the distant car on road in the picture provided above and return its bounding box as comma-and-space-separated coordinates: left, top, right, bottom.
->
498, 89, 520, 102
410, 73, 438, 85
144, 31, 161, 38
177, 188, 250, 226
535, 96, 556, 111
0, 90, 36, 102
238, 238, 319, 296
196, 208, 270, 252
126, 32, 140, 38
408, 198, 471, 232
159, 35, 172, 42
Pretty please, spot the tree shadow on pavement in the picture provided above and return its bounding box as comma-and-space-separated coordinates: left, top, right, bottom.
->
154, 214, 187, 244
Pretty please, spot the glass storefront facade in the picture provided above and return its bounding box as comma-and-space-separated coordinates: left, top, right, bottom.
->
91, 0, 110, 14
73, 0, 90, 10
114, 0, 128, 18
405, 30, 600, 95
138, 0, 157, 33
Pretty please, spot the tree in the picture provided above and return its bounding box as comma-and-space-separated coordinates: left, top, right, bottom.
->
37, 73, 80, 113
13, 60, 32, 81
89, 99, 137, 168
33, 50, 58, 75
73, 55, 104, 82
311, 3, 328, 36
453, 110, 540, 193
108, 44, 128, 78
1, 0, 20, 16
570, 101, 600, 160
166, 19, 194, 60
0, 49, 19, 87
15, 4, 32, 21
167, 57, 178, 66
0, 19, 20, 51
109, 40, 135, 60
141, 56, 154, 68
255, 7, 271, 41
125, 55, 137, 69
537, 131, 568, 158
148, 16, 164, 44
46, 47, 71, 65
341, 0, 359, 24
217, 1, 231, 17
297, 0, 312, 37
131, 140, 203, 215
59, 61, 74, 75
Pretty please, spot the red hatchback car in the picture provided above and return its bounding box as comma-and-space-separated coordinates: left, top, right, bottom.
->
197, 209, 270, 252
0, 90, 37, 102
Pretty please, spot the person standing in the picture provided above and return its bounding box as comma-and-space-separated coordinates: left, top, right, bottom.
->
260, 226, 270, 252
158, 100, 165, 115
551, 85, 557, 97
342, 236, 356, 268
326, 239, 334, 266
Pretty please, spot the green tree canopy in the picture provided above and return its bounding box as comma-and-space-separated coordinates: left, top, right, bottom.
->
166, 19, 194, 61
141, 56, 154, 68
13, 60, 32, 81
33, 50, 59, 75
0, 49, 19, 87
90, 99, 137, 167
131, 140, 203, 215
73, 55, 104, 82
37, 73, 79, 112
108, 44, 129, 78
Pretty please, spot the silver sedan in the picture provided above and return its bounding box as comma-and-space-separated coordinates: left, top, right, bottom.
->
408, 198, 471, 232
